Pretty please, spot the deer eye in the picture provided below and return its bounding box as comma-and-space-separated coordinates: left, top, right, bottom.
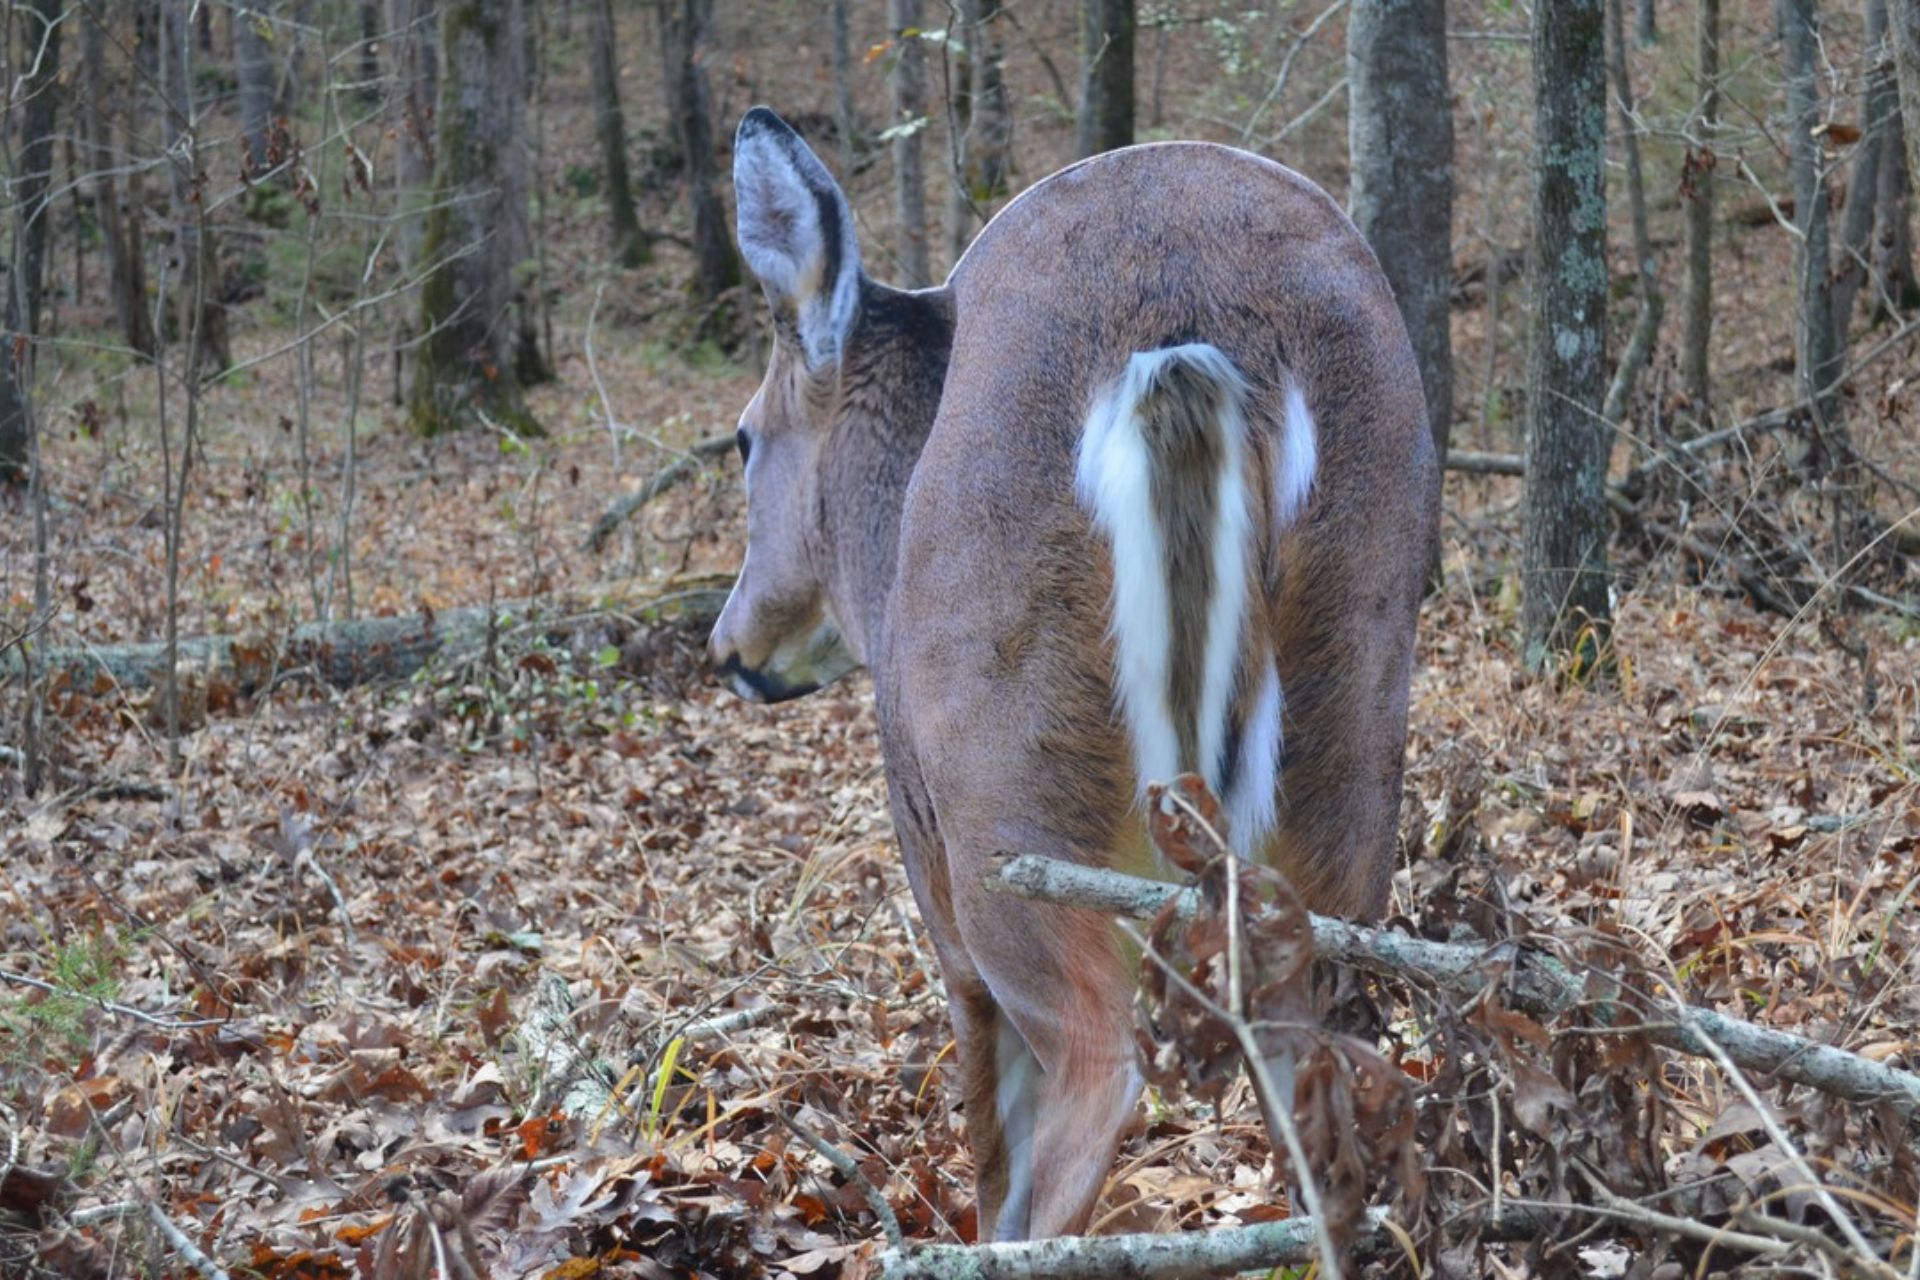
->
736, 428, 752, 466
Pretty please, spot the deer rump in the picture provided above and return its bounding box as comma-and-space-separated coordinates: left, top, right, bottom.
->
718, 112, 1436, 1243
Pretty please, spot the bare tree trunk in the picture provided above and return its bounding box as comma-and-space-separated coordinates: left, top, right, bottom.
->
662, 0, 738, 303
1832, 0, 1890, 335
359, 0, 381, 102
1782, 0, 1862, 567
511, 0, 551, 382
1635, 0, 1655, 43
385, 0, 435, 406
82, 11, 153, 360
1076, 0, 1135, 157
1871, 43, 1918, 313
1603, 0, 1664, 427
410, 0, 539, 435
831, 0, 858, 173
280, 0, 314, 113
1891, 1, 1920, 191
1522, 0, 1611, 670
946, 0, 1010, 267
1680, 0, 1719, 421
0, 0, 62, 483
1781, 0, 1845, 436
1347, 0, 1455, 464
386, 0, 437, 265
589, 0, 647, 266
161, 0, 231, 373
234, 4, 275, 173
888, 0, 930, 286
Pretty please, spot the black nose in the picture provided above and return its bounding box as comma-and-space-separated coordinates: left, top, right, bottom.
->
716, 653, 819, 704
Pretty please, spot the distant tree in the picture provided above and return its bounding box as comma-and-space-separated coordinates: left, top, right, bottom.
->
1522, 0, 1610, 670
411, 0, 540, 435
386, 0, 438, 267
234, 5, 275, 174
947, 0, 1011, 266
1602, 0, 1663, 426
359, 0, 381, 101
1076, 0, 1135, 157
1835, 0, 1895, 331
661, 0, 739, 301
81, 9, 154, 360
1680, 0, 1719, 419
1636, 0, 1655, 43
1871, 105, 1916, 312
161, 0, 232, 373
831, 0, 857, 173
1892, 1, 1920, 189
888, 0, 931, 286
588, 0, 647, 266
0, 0, 63, 484
1347, 0, 1455, 462
1780, 0, 1845, 439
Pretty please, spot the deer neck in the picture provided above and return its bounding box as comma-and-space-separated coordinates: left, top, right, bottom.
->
820, 280, 955, 665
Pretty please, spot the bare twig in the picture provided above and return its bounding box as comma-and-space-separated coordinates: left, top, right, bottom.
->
1120, 914, 1343, 1279
0, 970, 224, 1030
144, 1200, 230, 1280
1668, 990, 1898, 1277
779, 1108, 906, 1250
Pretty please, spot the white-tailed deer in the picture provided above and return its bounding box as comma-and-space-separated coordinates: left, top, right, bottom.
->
712, 108, 1438, 1240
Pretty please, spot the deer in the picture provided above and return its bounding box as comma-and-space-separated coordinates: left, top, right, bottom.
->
710, 107, 1438, 1241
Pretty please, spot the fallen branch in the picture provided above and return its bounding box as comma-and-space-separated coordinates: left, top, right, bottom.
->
780, 1108, 906, 1250
582, 433, 736, 553
880, 1205, 1560, 1279
1441, 448, 1524, 476
519, 973, 622, 1122
0, 575, 732, 697
1442, 447, 1916, 617
986, 855, 1920, 1119
144, 1200, 230, 1280
878, 1206, 1387, 1280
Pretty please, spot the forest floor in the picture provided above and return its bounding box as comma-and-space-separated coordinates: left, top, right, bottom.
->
5, 3, 1920, 1278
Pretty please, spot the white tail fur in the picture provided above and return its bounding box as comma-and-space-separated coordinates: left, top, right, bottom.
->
1075, 344, 1317, 857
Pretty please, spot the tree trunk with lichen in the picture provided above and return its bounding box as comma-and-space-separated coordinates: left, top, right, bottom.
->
1521, 0, 1610, 671
1348, 0, 1455, 464
410, 0, 541, 436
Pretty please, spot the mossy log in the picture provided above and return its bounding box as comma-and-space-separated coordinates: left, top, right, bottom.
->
5, 575, 733, 697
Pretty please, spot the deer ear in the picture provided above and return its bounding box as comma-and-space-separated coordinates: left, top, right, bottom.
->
733, 107, 862, 369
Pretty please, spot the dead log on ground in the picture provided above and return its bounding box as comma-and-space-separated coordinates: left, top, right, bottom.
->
582, 433, 736, 553
2, 574, 734, 697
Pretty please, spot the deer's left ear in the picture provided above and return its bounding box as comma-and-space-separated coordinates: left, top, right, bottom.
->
733, 107, 862, 369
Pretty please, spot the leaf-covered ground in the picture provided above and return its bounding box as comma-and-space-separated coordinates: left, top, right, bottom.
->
5, 3, 1920, 1276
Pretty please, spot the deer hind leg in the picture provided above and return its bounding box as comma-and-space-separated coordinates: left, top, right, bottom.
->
949, 868, 1143, 1240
